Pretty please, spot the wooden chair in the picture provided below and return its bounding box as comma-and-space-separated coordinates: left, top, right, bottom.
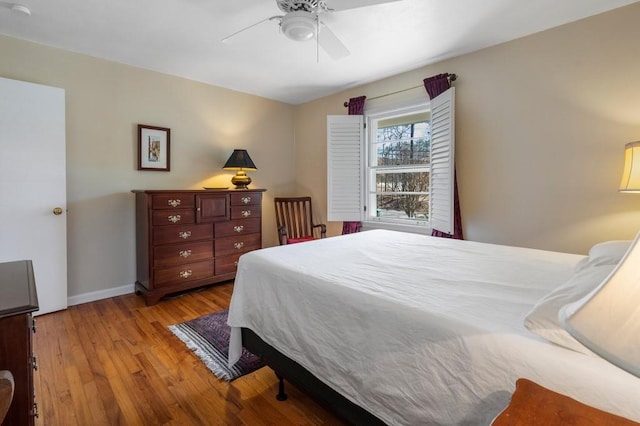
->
274, 197, 326, 245
0, 370, 14, 423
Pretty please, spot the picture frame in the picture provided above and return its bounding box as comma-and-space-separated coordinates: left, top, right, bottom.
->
138, 124, 170, 171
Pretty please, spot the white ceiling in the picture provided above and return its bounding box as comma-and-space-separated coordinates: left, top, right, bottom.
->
0, 0, 637, 104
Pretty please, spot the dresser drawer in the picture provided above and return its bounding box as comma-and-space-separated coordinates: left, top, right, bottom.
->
152, 209, 195, 226
152, 194, 195, 209
153, 260, 214, 287
215, 233, 261, 257
215, 254, 243, 275
153, 241, 213, 268
215, 218, 261, 238
153, 224, 213, 245
230, 204, 261, 220
230, 192, 261, 206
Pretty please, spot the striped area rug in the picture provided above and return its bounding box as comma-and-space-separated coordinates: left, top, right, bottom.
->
169, 309, 263, 381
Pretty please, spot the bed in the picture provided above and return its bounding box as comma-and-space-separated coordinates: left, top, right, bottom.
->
227, 229, 640, 425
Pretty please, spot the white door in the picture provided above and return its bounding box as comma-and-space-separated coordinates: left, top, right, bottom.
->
0, 77, 67, 315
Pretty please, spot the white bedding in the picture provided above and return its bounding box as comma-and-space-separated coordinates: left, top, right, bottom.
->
228, 230, 640, 425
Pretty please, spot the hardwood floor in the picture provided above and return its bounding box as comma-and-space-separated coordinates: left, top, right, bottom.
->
32, 282, 344, 425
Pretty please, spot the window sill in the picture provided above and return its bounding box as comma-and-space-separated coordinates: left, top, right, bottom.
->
361, 220, 432, 235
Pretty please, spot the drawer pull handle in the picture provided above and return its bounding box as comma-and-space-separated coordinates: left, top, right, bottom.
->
168, 199, 181, 207
168, 215, 181, 223
233, 225, 244, 233
179, 270, 193, 279
241, 210, 251, 217
32, 402, 39, 418
178, 231, 192, 239
179, 249, 192, 258
31, 317, 37, 333
241, 196, 251, 204
32, 355, 38, 371
234, 242, 244, 249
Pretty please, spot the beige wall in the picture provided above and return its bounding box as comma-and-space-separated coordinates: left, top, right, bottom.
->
293, 3, 640, 254
0, 35, 296, 298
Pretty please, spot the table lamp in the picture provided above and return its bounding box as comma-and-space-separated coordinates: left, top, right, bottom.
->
223, 149, 257, 189
561, 231, 640, 378
619, 141, 640, 192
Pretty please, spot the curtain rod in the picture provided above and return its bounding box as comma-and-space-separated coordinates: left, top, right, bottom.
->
343, 73, 457, 108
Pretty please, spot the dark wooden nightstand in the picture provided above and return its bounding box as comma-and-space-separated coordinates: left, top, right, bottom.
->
493, 378, 639, 425
0, 260, 39, 425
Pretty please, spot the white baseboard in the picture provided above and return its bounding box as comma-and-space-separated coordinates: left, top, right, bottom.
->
67, 283, 135, 307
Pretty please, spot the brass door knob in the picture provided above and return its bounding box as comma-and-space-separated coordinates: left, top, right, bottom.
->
52, 207, 64, 215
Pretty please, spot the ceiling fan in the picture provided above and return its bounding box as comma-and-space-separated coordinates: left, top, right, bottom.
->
0, 2, 31, 15
222, 0, 402, 60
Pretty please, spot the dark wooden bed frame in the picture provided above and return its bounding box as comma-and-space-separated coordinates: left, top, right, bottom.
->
241, 328, 387, 425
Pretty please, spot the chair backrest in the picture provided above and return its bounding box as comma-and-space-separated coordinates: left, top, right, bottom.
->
274, 197, 318, 243
0, 370, 14, 423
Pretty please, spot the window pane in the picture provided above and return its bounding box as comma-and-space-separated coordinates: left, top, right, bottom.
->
375, 171, 429, 192
375, 194, 429, 220
375, 122, 431, 166
376, 122, 430, 142
375, 139, 430, 165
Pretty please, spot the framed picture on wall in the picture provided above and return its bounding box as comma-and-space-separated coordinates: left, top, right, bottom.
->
138, 124, 170, 171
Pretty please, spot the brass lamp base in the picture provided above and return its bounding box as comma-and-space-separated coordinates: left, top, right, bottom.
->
231, 171, 251, 189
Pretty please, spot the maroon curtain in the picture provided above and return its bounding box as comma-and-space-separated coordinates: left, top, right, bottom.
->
342, 96, 366, 235
347, 95, 366, 115
423, 74, 463, 240
423, 73, 452, 99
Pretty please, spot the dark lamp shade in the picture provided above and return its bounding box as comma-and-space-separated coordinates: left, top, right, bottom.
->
223, 149, 257, 171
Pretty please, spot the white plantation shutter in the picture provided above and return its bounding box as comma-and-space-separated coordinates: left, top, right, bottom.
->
327, 115, 364, 221
429, 87, 455, 235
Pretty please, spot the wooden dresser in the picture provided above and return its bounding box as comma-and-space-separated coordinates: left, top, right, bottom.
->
133, 189, 265, 305
0, 260, 39, 426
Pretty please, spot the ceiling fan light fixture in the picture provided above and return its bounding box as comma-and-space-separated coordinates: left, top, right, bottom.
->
281, 12, 316, 41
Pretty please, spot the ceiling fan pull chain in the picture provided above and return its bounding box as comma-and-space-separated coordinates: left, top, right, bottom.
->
316, 15, 320, 63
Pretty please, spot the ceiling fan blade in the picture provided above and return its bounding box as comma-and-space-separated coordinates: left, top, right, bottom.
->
0, 2, 31, 14
323, 0, 402, 12
318, 23, 350, 60
222, 16, 282, 42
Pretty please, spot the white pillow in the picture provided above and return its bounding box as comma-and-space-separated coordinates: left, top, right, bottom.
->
523, 264, 616, 355
574, 240, 631, 272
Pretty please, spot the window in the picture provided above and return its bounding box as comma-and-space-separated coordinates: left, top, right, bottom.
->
327, 87, 454, 233
367, 105, 431, 227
